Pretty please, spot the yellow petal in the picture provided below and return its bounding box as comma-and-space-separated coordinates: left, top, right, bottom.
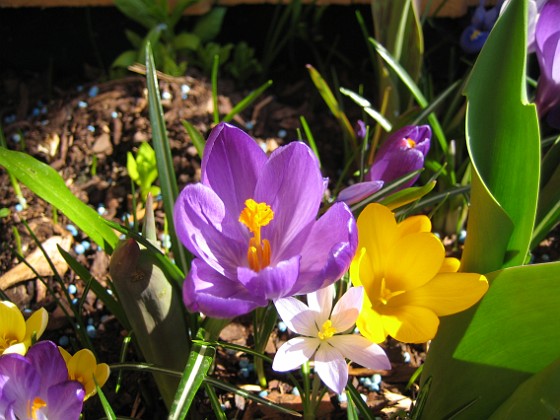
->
439, 257, 460, 273
0, 301, 26, 351
68, 348, 98, 396
24, 307, 48, 344
396, 214, 432, 238
3, 342, 27, 355
356, 300, 388, 344
350, 247, 382, 303
356, 204, 397, 279
386, 232, 444, 292
389, 272, 489, 316
381, 305, 440, 343
94, 363, 111, 389
58, 346, 72, 363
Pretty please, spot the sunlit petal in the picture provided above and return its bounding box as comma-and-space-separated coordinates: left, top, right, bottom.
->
439, 257, 460, 273
386, 232, 444, 291
23, 307, 48, 346
314, 343, 348, 394
307, 286, 334, 318
329, 335, 391, 371
272, 337, 319, 372
381, 305, 440, 344
356, 302, 388, 344
274, 297, 318, 337
389, 273, 489, 316
330, 287, 363, 332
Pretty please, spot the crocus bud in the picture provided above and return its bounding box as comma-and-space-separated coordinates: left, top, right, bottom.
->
109, 195, 189, 408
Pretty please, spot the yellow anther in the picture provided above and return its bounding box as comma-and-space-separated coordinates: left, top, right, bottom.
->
405, 138, 417, 148
28, 397, 47, 420
239, 199, 274, 272
470, 29, 482, 41
317, 319, 337, 340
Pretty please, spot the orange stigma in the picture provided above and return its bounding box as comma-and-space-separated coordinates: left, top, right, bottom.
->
239, 199, 274, 271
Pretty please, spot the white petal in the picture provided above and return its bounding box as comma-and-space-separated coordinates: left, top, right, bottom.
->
329, 335, 391, 371
314, 343, 348, 395
274, 297, 317, 336
330, 287, 363, 332
307, 285, 334, 317
272, 337, 319, 372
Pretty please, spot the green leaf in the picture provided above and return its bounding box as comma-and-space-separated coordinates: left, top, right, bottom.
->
173, 32, 200, 51
531, 156, 560, 249
490, 357, 560, 419
168, 342, 215, 420
181, 120, 206, 159
0, 148, 118, 253
145, 43, 191, 274
461, 0, 540, 271
306, 64, 357, 152
455, 262, 560, 373
223, 80, 273, 123
339, 87, 393, 131
114, 0, 166, 30
192, 7, 227, 43
111, 50, 138, 69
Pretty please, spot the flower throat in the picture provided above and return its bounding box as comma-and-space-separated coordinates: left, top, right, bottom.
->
239, 199, 274, 272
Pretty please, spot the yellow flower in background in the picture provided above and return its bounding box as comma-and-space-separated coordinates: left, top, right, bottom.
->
59, 347, 111, 400
350, 204, 489, 344
0, 301, 48, 355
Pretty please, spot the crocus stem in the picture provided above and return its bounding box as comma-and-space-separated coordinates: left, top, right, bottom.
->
253, 304, 277, 388
301, 361, 314, 419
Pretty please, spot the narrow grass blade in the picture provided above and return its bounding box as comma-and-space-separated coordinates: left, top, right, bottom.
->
306, 64, 357, 152
168, 342, 215, 420
211, 54, 220, 124
0, 148, 118, 253
58, 246, 131, 332
181, 120, 206, 159
204, 382, 227, 420
223, 80, 273, 123
145, 43, 190, 274
339, 87, 392, 131
368, 37, 448, 155
299, 116, 321, 166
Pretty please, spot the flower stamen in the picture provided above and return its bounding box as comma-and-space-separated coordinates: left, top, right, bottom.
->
28, 397, 47, 420
318, 319, 337, 340
239, 199, 274, 272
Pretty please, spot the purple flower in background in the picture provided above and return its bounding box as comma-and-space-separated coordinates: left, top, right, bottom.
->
0, 340, 85, 420
535, 0, 560, 127
460, 0, 501, 54
337, 125, 431, 205
501, 0, 547, 53
174, 123, 357, 318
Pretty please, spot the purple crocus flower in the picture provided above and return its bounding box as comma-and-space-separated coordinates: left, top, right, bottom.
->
535, 0, 560, 127
0, 340, 85, 420
174, 123, 358, 318
337, 125, 431, 205
460, 0, 501, 54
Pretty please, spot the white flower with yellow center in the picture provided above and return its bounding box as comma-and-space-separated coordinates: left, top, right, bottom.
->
272, 285, 391, 394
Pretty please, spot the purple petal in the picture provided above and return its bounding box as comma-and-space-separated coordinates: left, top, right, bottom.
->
535, 1, 560, 118
254, 142, 324, 259
371, 125, 431, 163
45, 381, 85, 420
201, 123, 267, 218
272, 337, 319, 372
295, 202, 358, 294
174, 184, 246, 277
237, 256, 301, 301
367, 148, 425, 188
336, 181, 384, 206
183, 258, 267, 318
26, 341, 69, 391
0, 354, 39, 417
274, 297, 318, 337
314, 343, 348, 394
329, 335, 391, 371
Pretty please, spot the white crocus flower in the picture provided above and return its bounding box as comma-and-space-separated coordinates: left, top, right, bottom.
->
272, 285, 391, 394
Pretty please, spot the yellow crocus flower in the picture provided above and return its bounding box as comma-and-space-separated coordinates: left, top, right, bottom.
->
0, 301, 48, 355
350, 203, 489, 344
59, 347, 110, 400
